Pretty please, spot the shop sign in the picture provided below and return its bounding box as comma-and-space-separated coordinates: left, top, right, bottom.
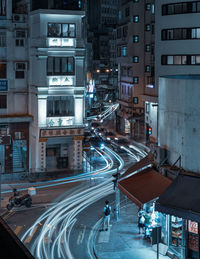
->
0, 135, 11, 145
40, 128, 84, 138
0, 80, 8, 91
188, 220, 198, 234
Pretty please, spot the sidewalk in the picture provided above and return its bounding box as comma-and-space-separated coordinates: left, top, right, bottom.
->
95, 200, 170, 259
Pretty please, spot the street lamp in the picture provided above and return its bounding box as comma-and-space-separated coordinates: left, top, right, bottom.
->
112, 169, 121, 222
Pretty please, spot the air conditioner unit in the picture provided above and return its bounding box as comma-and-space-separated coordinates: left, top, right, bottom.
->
12, 14, 26, 23
152, 146, 168, 165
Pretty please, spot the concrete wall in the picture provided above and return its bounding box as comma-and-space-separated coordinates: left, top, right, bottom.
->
159, 76, 200, 173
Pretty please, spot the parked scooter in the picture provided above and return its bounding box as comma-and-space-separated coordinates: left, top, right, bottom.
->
6, 188, 32, 211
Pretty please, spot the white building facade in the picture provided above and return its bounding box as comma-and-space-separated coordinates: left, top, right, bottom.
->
0, 0, 86, 174
155, 0, 200, 173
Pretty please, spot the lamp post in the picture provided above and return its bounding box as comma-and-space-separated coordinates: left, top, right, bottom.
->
112, 168, 120, 222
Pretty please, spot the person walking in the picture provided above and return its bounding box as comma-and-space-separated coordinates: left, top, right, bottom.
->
102, 200, 111, 231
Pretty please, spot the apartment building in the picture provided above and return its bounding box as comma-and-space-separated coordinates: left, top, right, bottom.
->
87, 0, 119, 103
155, 0, 200, 173
0, 0, 86, 174
115, 0, 157, 140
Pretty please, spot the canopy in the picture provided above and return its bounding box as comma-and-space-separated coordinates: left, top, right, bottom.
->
155, 174, 200, 222
118, 167, 172, 208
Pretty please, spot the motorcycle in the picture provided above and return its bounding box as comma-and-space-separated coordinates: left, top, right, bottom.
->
6, 189, 32, 211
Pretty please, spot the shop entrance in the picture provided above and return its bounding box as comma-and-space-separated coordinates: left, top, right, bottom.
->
13, 140, 27, 172
46, 144, 68, 170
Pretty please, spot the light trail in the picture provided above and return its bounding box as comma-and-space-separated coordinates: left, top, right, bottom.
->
21, 147, 124, 259
20, 143, 147, 259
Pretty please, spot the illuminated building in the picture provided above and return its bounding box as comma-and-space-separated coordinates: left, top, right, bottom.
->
115, 0, 156, 140
0, 0, 86, 174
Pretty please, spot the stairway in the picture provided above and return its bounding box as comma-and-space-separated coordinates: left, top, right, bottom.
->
13, 142, 24, 172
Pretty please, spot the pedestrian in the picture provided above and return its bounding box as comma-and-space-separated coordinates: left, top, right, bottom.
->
102, 200, 111, 231
138, 208, 145, 234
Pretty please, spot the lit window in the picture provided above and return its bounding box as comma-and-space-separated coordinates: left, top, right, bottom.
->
133, 56, 139, 63
133, 15, 139, 23
133, 35, 139, 43
121, 46, 127, 57
145, 24, 151, 31
145, 65, 150, 72
146, 3, 151, 11
133, 97, 138, 104
133, 77, 139, 84
167, 56, 173, 65
145, 44, 151, 52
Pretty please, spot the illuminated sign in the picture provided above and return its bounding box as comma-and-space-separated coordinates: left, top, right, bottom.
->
47, 38, 75, 47
46, 117, 74, 127
147, 84, 154, 88
48, 76, 73, 86
40, 128, 84, 138
188, 220, 198, 234
87, 79, 95, 93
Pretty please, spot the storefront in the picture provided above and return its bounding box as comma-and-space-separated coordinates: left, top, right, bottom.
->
156, 174, 200, 259
0, 120, 31, 173
39, 127, 84, 172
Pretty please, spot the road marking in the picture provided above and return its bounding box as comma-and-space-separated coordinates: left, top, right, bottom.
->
98, 227, 111, 243
14, 226, 22, 235
24, 225, 38, 244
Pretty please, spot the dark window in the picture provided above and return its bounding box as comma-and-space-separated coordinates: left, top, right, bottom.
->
123, 26, 128, 37
0, 95, 7, 109
16, 39, 24, 46
117, 28, 121, 38
162, 27, 200, 41
47, 57, 75, 75
47, 96, 74, 117
162, 2, 200, 15
0, 63, 6, 78
125, 7, 130, 17
16, 71, 24, 79
48, 23, 76, 37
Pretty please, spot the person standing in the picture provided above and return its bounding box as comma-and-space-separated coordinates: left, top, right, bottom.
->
102, 200, 111, 231
138, 208, 145, 234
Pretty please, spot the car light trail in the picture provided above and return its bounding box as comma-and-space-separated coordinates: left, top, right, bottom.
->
20, 143, 145, 259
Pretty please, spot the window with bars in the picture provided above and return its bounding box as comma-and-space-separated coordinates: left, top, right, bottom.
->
15, 62, 26, 79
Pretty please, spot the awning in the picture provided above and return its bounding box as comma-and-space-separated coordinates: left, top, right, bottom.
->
118, 167, 172, 208
155, 174, 200, 222
121, 152, 154, 179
